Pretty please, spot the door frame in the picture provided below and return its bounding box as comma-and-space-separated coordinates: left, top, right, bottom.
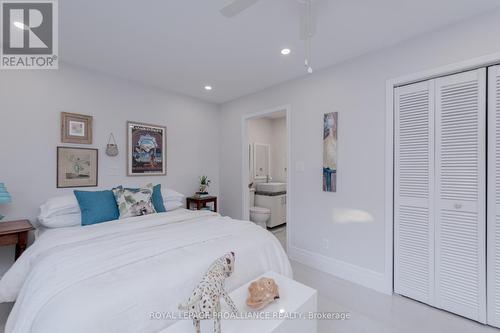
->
241, 105, 291, 251
385, 52, 500, 294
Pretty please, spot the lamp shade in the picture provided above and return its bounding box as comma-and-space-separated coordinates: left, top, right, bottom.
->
0, 183, 12, 204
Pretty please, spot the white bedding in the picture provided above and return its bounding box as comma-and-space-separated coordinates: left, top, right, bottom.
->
0, 209, 292, 333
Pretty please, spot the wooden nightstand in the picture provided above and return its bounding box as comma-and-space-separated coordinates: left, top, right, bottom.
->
0, 220, 34, 260
186, 196, 217, 212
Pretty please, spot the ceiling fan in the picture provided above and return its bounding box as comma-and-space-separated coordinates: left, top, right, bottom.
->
220, 0, 260, 18
220, 0, 318, 74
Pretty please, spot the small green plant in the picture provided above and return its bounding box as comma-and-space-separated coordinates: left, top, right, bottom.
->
199, 175, 211, 193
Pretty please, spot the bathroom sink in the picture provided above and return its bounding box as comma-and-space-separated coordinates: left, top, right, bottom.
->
256, 182, 286, 193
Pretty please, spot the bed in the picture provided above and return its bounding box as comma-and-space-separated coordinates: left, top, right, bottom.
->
0, 209, 292, 333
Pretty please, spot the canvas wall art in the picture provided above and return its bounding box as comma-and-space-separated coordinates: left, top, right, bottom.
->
61, 112, 93, 144
127, 121, 167, 176
323, 112, 338, 192
57, 147, 98, 188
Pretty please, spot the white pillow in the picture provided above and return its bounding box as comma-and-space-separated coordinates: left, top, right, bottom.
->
164, 201, 183, 211
39, 195, 80, 219
162, 188, 185, 202
38, 213, 81, 228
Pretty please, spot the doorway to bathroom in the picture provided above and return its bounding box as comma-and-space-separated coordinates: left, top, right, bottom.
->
242, 105, 290, 252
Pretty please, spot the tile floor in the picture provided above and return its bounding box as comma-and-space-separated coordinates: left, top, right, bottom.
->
265, 225, 499, 332
291, 260, 500, 333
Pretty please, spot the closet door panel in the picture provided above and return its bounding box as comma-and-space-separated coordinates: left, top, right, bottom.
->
435, 69, 486, 323
394, 81, 435, 304
488, 65, 500, 328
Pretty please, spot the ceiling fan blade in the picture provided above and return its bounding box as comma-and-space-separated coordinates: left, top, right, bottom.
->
220, 0, 260, 18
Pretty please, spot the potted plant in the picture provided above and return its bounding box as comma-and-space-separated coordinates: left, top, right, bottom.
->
197, 175, 211, 195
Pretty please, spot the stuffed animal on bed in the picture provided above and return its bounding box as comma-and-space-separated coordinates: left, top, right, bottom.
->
178, 252, 238, 333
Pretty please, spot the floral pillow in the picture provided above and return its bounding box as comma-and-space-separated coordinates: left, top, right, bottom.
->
112, 183, 156, 219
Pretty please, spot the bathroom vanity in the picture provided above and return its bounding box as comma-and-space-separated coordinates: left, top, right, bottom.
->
255, 182, 286, 228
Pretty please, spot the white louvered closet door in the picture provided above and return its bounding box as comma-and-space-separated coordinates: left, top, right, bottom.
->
435, 69, 486, 323
394, 81, 435, 305
488, 65, 500, 328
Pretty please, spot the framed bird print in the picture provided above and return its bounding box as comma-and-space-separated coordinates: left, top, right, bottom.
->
57, 147, 98, 188
61, 112, 93, 144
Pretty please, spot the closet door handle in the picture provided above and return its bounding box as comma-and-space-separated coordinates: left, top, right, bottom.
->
454, 203, 462, 209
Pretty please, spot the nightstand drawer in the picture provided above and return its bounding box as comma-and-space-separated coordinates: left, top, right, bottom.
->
0, 234, 18, 246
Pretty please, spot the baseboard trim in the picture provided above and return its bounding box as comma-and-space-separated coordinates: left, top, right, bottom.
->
289, 245, 390, 295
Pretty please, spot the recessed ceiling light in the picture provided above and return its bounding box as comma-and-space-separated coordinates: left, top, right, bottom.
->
204, 85, 212, 91
281, 48, 291, 55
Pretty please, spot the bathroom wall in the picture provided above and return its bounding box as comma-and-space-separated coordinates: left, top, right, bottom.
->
270, 118, 287, 182
247, 116, 287, 184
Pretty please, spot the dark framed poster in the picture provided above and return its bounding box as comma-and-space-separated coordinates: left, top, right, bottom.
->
127, 121, 166, 176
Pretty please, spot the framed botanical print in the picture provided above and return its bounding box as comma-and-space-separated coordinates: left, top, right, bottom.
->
127, 121, 167, 176
61, 112, 93, 144
57, 147, 98, 188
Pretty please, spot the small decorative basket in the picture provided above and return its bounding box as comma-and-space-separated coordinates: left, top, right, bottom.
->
106, 133, 119, 157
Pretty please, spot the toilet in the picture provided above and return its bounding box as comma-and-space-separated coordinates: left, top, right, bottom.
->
250, 206, 271, 229
249, 188, 270, 229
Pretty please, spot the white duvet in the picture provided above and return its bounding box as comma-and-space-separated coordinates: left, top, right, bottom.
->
0, 209, 292, 333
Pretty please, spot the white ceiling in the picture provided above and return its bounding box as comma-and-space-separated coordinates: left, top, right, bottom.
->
59, 0, 500, 104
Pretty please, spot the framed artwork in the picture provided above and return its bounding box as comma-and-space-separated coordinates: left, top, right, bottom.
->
127, 121, 167, 176
57, 147, 98, 188
61, 112, 93, 144
323, 112, 338, 192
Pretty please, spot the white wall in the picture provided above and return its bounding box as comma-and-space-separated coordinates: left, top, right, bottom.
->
218, 9, 500, 292
270, 118, 287, 183
0, 63, 219, 273
247, 117, 287, 184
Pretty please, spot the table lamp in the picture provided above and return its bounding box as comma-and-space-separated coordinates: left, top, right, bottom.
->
0, 183, 12, 220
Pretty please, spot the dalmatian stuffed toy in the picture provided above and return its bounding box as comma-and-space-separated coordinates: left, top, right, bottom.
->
179, 252, 238, 333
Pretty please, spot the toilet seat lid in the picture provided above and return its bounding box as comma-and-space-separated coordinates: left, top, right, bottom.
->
250, 206, 270, 213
